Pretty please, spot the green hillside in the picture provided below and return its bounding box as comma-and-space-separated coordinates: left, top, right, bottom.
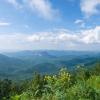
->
0, 63, 100, 100
0, 51, 100, 80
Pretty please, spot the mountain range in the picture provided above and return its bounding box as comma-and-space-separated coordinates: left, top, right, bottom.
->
0, 50, 100, 80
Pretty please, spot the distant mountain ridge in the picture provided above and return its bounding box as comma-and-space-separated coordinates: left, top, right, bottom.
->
4, 50, 100, 57
0, 50, 100, 80
4, 50, 56, 59
0, 54, 31, 73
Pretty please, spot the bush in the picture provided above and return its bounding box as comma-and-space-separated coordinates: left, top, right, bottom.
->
1, 64, 100, 100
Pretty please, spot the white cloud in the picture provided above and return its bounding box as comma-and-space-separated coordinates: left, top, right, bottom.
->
80, 0, 100, 17
0, 26, 100, 50
0, 21, 10, 26
7, 0, 22, 8
75, 19, 85, 28
6, 0, 59, 19
81, 26, 100, 44
0, 33, 29, 50
27, 26, 100, 44
27, 32, 78, 43
75, 19, 83, 24
26, 0, 58, 19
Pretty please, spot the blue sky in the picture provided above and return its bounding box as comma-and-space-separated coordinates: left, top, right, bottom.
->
0, 0, 100, 51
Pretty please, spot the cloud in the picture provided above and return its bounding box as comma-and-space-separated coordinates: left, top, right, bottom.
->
80, 0, 100, 17
27, 26, 100, 44
0, 21, 11, 26
0, 33, 29, 50
0, 26, 100, 50
81, 26, 100, 44
6, 0, 59, 19
26, 0, 59, 19
7, 0, 22, 8
27, 32, 78, 44
75, 19, 85, 28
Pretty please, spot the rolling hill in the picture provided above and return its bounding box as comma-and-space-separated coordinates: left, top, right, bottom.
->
0, 50, 99, 80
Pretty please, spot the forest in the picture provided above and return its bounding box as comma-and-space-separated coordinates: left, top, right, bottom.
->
0, 63, 100, 100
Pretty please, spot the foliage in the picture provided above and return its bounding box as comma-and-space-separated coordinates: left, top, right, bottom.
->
0, 63, 100, 100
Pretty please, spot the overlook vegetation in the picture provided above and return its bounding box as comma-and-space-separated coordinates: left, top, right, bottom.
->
0, 63, 100, 100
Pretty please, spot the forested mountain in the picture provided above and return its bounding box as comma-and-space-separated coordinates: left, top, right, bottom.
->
0, 63, 100, 100
0, 50, 100, 80
0, 51, 100, 100
4, 50, 100, 58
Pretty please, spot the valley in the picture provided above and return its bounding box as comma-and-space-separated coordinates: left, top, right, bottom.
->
0, 50, 100, 80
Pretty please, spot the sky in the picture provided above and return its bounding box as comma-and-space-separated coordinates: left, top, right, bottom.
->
0, 0, 100, 51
